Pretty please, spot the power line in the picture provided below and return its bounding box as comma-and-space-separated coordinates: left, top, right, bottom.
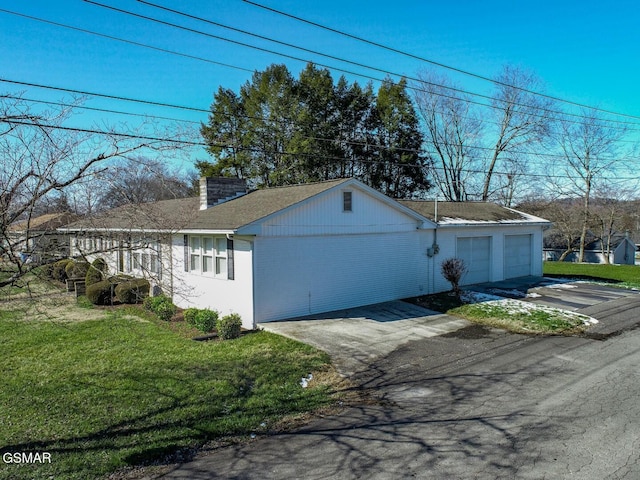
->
6, 5, 639, 134
83, 1, 640, 130
242, 0, 640, 122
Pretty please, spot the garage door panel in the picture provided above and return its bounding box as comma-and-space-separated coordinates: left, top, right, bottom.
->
457, 236, 491, 285
505, 234, 532, 278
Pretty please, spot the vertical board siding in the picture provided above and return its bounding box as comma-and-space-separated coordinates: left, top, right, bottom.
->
253, 232, 428, 323
259, 187, 420, 236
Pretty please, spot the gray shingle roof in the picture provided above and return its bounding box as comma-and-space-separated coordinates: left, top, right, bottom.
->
63, 179, 351, 232
397, 200, 547, 224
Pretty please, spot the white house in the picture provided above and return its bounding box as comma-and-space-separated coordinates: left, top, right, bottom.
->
61, 177, 550, 329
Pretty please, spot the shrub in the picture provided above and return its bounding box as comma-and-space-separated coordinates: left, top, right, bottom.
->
183, 308, 199, 327
86, 280, 114, 305
52, 259, 74, 282
216, 313, 242, 340
86, 258, 107, 286
143, 295, 177, 321
66, 260, 90, 280
441, 257, 468, 298
114, 278, 150, 304
39, 263, 54, 279
195, 309, 219, 333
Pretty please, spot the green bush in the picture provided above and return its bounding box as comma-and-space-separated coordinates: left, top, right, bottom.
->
143, 295, 177, 321
66, 260, 90, 280
216, 313, 242, 340
86, 280, 114, 305
114, 278, 150, 304
86, 258, 107, 286
39, 263, 54, 279
52, 259, 74, 282
183, 308, 199, 327
196, 309, 219, 333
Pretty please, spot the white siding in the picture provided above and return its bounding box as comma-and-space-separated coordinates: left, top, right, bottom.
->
171, 235, 254, 329
253, 232, 429, 323
257, 186, 421, 237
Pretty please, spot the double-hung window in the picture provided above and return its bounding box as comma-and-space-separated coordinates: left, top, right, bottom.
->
187, 235, 230, 279
190, 236, 201, 272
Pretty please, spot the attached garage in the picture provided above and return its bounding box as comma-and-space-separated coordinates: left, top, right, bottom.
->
254, 232, 422, 322
504, 234, 532, 278
457, 236, 491, 285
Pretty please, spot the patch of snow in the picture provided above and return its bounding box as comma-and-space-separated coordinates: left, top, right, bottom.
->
473, 298, 598, 325
544, 283, 578, 289
300, 373, 313, 388
526, 292, 542, 298
460, 291, 504, 303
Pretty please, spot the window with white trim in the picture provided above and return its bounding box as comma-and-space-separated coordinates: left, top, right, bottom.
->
187, 235, 229, 279
343, 191, 353, 212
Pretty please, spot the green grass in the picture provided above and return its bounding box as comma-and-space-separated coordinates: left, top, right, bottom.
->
450, 302, 589, 334
0, 301, 335, 480
543, 261, 640, 287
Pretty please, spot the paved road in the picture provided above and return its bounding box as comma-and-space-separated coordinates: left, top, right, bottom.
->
159, 314, 640, 479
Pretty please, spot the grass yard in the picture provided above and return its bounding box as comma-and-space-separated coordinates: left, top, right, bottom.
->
543, 261, 640, 287
0, 286, 339, 480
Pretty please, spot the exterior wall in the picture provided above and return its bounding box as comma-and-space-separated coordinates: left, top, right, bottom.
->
432, 224, 544, 291
70, 234, 172, 294
253, 230, 430, 323
256, 186, 422, 237
171, 235, 254, 330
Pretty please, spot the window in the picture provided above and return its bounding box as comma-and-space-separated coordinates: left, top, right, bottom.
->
186, 235, 230, 279
343, 191, 353, 212
190, 236, 201, 272
215, 237, 227, 275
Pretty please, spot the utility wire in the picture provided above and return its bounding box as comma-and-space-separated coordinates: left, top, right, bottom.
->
242, 0, 640, 121
84, 1, 640, 129
5, 6, 639, 133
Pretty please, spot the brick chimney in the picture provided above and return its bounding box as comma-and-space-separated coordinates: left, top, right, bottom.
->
199, 177, 247, 210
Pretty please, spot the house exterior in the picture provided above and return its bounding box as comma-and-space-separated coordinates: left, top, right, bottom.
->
544, 235, 637, 265
6, 212, 79, 263
61, 178, 550, 329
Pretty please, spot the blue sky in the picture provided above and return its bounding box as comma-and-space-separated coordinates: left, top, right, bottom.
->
2, 0, 639, 166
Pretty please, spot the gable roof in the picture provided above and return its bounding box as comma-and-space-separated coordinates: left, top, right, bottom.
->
397, 200, 550, 225
187, 178, 353, 231
62, 197, 200, 232
9, 212, 80, 233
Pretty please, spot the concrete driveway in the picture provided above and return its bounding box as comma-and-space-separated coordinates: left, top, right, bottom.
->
259, 300, 469, 376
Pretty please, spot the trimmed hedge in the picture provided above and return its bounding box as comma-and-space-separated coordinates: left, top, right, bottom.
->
66, 260, 90, 280
114, 278, 150, 304
86, 258, 107, 286
86, 280, 114, 306
217, 313, 242, 340
52, 259, 74, 282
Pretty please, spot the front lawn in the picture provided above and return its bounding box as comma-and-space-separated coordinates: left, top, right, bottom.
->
543, 261, 640, 287
0, 293, 337, 479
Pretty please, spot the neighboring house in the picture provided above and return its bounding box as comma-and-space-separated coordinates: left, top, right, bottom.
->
61, 177, 550, 329
6, 212, 79, 263
544, 235, 637, 265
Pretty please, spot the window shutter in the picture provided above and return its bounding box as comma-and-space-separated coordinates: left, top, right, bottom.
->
227, 238, 234, 280
183, 235, 189, 272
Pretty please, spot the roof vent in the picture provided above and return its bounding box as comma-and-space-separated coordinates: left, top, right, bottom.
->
199, 177, 247, 210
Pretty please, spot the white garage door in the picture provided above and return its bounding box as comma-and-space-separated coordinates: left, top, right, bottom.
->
504, 234, 532, 278
457, 236, 491, 285
254, 232, 422, 322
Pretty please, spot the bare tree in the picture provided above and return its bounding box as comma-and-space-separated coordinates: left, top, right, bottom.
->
557, 109, 626, 262
483, 66, 554, 201
0, 94, 180, 288
414, 71, 482, 201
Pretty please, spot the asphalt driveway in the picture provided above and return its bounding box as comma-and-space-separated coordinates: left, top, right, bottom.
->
258, 300, 469, 376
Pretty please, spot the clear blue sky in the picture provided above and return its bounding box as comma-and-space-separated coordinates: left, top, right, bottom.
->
2, 0, 639, 166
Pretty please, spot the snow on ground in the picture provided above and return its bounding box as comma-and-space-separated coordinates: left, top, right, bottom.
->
461, 290, 598, 325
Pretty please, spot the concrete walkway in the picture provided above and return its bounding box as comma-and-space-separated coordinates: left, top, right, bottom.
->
259, 300, 469, 376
